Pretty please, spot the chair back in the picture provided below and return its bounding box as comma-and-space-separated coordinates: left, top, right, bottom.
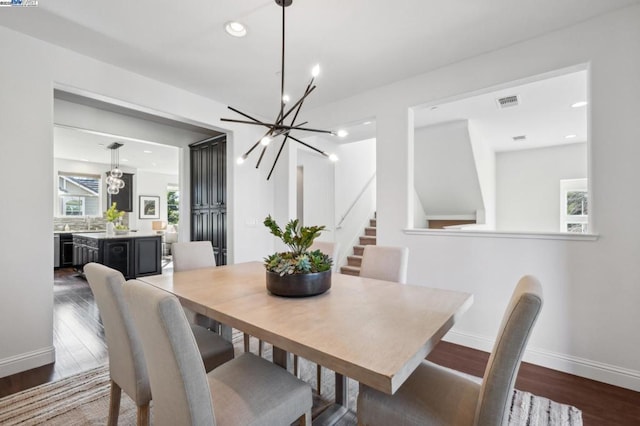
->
84, 263, 150, 405
172, 241, 216, 272
359, 245, 409, 283
474, 275, 543, 426
310, 240, 340, 272
125, 280, 216, 426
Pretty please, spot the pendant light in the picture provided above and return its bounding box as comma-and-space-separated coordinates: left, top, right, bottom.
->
106, 142, 125, 195
221, 0, 339, 180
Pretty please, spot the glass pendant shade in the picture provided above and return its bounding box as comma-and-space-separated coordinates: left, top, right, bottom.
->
106, 142, 125, 194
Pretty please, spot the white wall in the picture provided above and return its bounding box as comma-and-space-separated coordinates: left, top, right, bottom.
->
0, 25, 274, 377
333, 138, 377, 265
297, 149, 335, 235
135, 170, 178, 233
298, 5, 640, 391
414, 121, 484, 217
54, 99, 213, 147
496, 143, 587, 232
468, 120, 496, 228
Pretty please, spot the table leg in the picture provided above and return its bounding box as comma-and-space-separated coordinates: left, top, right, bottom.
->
220, 324, 233, 342
272, 346, 289, 369
334, 372, 347, 407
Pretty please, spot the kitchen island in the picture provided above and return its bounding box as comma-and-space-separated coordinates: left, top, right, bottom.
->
73, 232, 162, 279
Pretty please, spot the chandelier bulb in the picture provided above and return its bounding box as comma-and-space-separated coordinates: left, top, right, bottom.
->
282, 94, 290, 104
311, 64, 320, 78
329, 153, 339, 162
261, 136, 272, 146
237, 155, 246, 165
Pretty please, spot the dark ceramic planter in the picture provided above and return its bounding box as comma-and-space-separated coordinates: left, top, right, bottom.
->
266, 270, 332, 297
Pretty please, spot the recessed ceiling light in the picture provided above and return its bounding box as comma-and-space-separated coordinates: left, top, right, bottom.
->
565, 134, 577, 139
143, 150, 152, 154
363, 121, 372, 125
225, 21, 247, 37
571, 101, 588, 108
336, 130, 348, 138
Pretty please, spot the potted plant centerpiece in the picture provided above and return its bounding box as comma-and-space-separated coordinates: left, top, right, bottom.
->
263, 215, 333, 297
105, 202, 127, 235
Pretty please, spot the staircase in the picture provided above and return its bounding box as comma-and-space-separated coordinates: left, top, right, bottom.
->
340, 216, 376, 276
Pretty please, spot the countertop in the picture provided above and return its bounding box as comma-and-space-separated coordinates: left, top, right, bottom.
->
72, 231, 161, 240
54, 229, 105, 234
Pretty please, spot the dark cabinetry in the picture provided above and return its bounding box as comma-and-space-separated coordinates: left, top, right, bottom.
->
73, 234, 161, 279
190, 136, 227, 265
107, 172, 134, 212
60, 233, 74, 267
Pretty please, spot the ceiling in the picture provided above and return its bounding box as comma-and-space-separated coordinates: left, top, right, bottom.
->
0, 0, 636, 119
54, 126, 181, 175
414, 69, 588, 152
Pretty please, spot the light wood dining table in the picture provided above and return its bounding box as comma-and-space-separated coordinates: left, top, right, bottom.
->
136, 261, 473, 424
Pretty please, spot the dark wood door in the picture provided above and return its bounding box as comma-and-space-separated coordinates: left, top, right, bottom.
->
190, 136, 227, 265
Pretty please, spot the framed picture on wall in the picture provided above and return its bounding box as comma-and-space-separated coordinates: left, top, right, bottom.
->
139, 195, 160, 219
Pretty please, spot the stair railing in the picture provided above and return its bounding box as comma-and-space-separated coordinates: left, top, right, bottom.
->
336, 172, 376, 230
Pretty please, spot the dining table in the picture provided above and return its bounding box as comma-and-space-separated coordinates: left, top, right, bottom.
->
136, 261, 473, 425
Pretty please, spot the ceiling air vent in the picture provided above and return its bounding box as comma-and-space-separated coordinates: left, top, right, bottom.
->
496, 95, 519, 109
512, 135, 527, 142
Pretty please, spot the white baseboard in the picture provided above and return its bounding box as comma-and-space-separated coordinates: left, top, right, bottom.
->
0, 346, 55, 378
443, 330, 640, 392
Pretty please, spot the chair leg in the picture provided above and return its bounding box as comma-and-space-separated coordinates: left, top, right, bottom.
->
258, 339, 264, 357
316, 364, 322, 395
298, 410, 311, 426
293, 354, 299, 377
243, 333, 250, 352
137, 403, 150, 426
107, 380, 121, 426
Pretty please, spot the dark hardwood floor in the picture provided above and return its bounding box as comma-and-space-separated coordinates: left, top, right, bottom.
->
1, 268, 639, 425
0, 268, 108, 398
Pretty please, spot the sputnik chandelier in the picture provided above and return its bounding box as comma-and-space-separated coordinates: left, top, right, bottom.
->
221, 0, 338, 180
106, 142, 125, 195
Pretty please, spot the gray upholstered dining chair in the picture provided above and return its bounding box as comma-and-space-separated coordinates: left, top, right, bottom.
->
84, 263, 234, 426
125, 279, 313, 426
172, 240, 257, 355
359, 245, 409, 284
171, 240, 217, 272
357, 275, 544, 426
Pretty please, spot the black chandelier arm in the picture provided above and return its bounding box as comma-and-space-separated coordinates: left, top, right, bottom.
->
256, 145, 268, 169
226, 106, 270, 126
220, 117, 273, 128
280, 84, 316, 123
222, 118, 333, 135
288, 134, 329, 157
267, 136, 290, 181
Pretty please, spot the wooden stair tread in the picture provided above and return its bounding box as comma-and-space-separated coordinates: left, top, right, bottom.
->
340, 265, 360, 276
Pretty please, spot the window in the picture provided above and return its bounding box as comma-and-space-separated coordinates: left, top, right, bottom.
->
58, 173, 101, 217
167, 184, 179, 225
560, 179, 588, 233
